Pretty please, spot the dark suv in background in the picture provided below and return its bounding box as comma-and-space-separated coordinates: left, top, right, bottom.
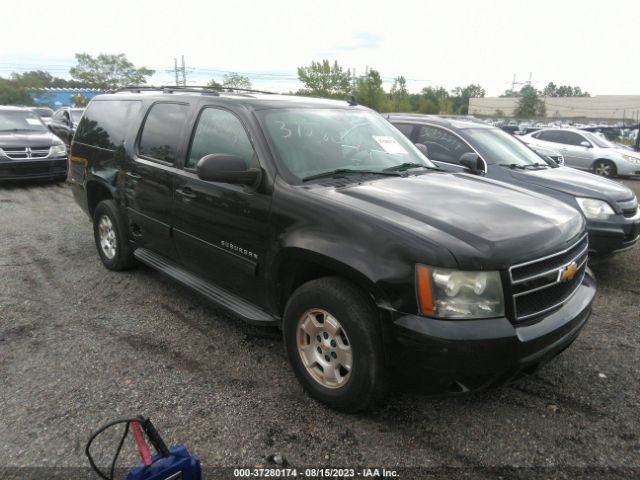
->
0, 106, 68, 181
50, 107, 85, 146
70, 88, 595, 411
388, 114, 640, 258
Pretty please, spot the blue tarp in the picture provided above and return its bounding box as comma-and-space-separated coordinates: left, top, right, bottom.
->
30, 89, 101, 108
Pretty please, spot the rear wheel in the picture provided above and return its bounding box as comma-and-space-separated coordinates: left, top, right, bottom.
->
93, 199, 137, 271
283, 277, 388, 412
593, 159, 616, 178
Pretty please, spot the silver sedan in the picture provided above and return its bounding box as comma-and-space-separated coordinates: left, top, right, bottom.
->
520, 128, 640, 178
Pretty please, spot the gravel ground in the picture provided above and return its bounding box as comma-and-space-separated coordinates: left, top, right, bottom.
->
0, 178, 639, 478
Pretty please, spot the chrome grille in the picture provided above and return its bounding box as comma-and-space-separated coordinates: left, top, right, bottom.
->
509, 234, 588, 321
2, 146, 51, 160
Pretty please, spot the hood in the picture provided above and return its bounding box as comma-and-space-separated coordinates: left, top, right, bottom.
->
508, 165, 634, 202
311, 172, 585, 269
0, 131, 60, 148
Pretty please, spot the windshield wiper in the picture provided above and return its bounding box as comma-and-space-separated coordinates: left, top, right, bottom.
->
302, 169, 404, 182
383, 162, 440, 172
498, 163, 527, 170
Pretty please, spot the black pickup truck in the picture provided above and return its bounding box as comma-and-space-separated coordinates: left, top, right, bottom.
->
70, 89, 595, 411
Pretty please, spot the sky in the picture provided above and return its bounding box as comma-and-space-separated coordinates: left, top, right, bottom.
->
1, 0, 638, 96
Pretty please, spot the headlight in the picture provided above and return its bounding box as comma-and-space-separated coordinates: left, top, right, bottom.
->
416, 265, 504, 319
622, 154, 640, 164
576, 197, 615, 220
50, 144, 67, 156
0, 148, 6, 158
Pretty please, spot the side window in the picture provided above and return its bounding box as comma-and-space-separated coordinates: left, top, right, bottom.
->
138, 103, 189, 164
416, 126, 471, 164
560, 132, 589, 147
75, 100, 142, 150
186, 107, 254, 169
393, 123, 414, 139
538, 130, 560, 143
52, 111, 63, 123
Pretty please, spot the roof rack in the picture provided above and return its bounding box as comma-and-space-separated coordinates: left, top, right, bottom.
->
115, 85, 277, 95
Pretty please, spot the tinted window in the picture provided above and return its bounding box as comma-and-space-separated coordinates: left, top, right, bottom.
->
187, 108, 254, 169
393, 123, 414, 138
76, 100, 142, 150
558, 131, 588, 147
416, 126, 472, 164
138, 103, 189, 163
537, 130, 588, 147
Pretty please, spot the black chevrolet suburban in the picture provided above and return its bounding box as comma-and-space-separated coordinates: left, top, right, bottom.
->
70, 88, 596, 411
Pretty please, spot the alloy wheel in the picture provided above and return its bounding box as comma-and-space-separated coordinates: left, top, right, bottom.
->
296, 308, 353, 389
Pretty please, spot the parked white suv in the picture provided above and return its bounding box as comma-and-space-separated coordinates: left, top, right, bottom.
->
520, 128, 640, 178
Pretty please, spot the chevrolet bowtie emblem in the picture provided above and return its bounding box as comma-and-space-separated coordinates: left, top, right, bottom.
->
559, 262, 578, 282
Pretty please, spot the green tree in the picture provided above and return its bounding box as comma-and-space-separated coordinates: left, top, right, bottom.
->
206, 78, 222, 88
542, 82, 589, 97
389, 76, 412, 112
222, 72, 252, 89
418, 86, 452, 114
0, 78, 32, 105
297, 59, 352, 98
69, 53, 154, 90
514, 85, 546, 118
70, 94, 89, 107
10, 70, 87, 89
451, 84, 485, 114
355, 69, 390, 112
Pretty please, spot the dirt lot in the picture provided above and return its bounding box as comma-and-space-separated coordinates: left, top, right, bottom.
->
1, 179, 639, 478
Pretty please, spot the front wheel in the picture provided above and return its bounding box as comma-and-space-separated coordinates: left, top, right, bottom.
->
593, 159, 616, 178
283, 277, 388, 412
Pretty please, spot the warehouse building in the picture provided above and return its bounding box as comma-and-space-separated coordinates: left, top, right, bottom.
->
469, 95, 640, 121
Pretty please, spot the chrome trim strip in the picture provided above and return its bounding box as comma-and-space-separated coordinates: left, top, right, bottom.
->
511, 244, 589, 285
514, 270, 586, 321
513, 255, 587, 299
508, 233, 588, 282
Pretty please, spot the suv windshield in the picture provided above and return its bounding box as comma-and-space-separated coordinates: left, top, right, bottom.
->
465, 127, 549, 167
0, 110, 47, 133
581, 131, 613, 148
258, 108, 435, 181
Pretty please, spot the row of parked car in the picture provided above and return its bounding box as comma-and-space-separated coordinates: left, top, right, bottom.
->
1, 90, 639, 410
0, 105, 84, 182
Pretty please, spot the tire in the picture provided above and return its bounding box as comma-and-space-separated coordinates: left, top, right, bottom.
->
92, 199, 137, 271
592, 159, 617, 178
283, 277, 388, 412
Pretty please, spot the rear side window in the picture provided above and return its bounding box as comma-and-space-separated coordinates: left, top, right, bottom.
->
75, 100, 142, 150
186, 108, 254, 169
393, 123, 414, 138
138, 103, 189, 164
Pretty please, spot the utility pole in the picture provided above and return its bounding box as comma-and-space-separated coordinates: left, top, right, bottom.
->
181, 55, 187, 86
174, 58, 179, 86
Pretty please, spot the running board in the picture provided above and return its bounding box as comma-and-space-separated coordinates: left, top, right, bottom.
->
134, 248, 278, 326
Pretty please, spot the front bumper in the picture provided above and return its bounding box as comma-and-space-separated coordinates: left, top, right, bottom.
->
587, 212, 640, 256
389, 271, 596, 391
0, 157, 68, 181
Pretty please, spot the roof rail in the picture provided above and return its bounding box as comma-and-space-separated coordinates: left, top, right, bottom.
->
115, 85, 278, 95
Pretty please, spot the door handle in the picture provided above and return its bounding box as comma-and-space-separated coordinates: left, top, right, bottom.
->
176, 187, 196, 199
126, 171, 142, 180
